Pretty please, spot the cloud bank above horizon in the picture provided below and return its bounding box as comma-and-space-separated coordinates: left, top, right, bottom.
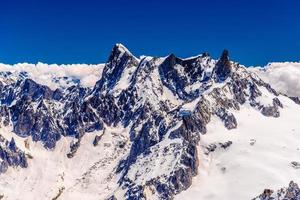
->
250, 62, 300, 98
0, 62, 104, 90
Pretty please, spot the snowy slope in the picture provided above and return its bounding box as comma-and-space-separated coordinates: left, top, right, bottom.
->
176, 95, 300, 200
0, 126, 130, 200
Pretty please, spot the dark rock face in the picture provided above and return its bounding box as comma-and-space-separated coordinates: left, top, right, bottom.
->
289, 96, 300, 104
93, 134, 103, 146
291, 161, 300, 169
0, 136, 28, 173
159, 53, 213, 100
0, 76, 101, 149
215, 107, 237, 129
67, 139, 81, 158
273, 97, 283, 108
0, 105, 10, 127
214, 50, 232, 82
261, 105, 280, 117
260, 98, 282, 118
10, 97, 63, 149
106, 196, 118, 200
93, 44, 139, 95
205, 141, 233, 155
21, 78, 53, 101
253, 181, 300, 200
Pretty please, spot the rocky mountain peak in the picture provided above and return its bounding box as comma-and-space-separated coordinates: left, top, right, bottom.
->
93, 44, 139, 94
108, 43, 138, 64
214, 49, 232, 82
201, 52, 210, 57
220, 49, 229, 61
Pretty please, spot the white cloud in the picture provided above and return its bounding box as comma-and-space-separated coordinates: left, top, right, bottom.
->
249, 62, 300, 97
0, 62, 104, 90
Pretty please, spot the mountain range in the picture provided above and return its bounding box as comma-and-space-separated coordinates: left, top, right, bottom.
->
0, 44, 299, 200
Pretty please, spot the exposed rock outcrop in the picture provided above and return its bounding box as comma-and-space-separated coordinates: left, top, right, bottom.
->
0, 136, 27, 173
253, 181, 300, 200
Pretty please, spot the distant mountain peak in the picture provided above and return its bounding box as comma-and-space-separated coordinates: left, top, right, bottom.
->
108, 43, 138, 63
114, 43, 131, 52
220, 49, 229, 61
213, 49, 232, 82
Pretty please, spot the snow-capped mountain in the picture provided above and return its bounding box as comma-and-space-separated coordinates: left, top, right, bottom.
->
0, 44, 299, 200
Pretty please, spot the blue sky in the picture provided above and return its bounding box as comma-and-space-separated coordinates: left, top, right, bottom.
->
0, 0, 299, 66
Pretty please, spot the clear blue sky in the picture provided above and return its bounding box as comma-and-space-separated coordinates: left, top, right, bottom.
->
0, 0, 299, 66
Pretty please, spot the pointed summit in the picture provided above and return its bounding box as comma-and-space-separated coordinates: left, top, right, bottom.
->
93, 44, 139, 94
108, 43, 138, 64
114, 43, 132, 54
220, 49, 229, 62
213, 49, 232, 82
